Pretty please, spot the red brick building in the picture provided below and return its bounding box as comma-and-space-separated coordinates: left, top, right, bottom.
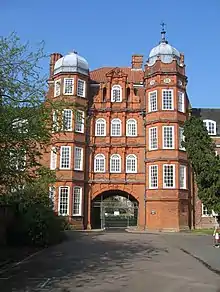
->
45, 28, 220, 231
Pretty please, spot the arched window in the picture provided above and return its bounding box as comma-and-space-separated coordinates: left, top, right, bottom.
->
95, 118, 106, 136
111, 118, 122, 136
126, 119, 137, 136
94, 154, 105, 172
126, 154, 137, 173
110, 154, 121, 173
111, 85, 122, 102
203, 119, 217, 135
103, 87, 107, 102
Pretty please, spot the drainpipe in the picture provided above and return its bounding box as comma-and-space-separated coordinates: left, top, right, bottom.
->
141, 77, 147, 230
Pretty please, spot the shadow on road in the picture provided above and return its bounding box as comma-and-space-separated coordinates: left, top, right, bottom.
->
0, 231, 167, 291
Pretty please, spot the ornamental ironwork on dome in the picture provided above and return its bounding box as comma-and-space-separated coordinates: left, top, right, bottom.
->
147, 24, 180, 66
54, 51, 89, 76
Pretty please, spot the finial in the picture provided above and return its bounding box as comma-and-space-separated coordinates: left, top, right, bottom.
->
160, 22, 168, 44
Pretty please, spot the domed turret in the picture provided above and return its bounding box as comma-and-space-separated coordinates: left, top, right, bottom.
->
54, 51, 89, 76
147, 25, 180, 66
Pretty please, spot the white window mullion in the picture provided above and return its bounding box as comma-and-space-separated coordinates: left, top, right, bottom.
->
54, 79, 61, 97
148, 91, 157, 112
162, 89, 174, 110
163, 126, 174, 149
178, 91, 185, 112
63, 78, 74, 95
74, 147, 83, 171
73, 187, 82, 216
95, 119, 106, 136
75, 110, 84, 133
163, 164, 175, 188
50, 147, 57, 170
149, 165, 158, 189
110, 154, 121, 173
126, 155, 137, 173
179, 127, 185, 150
149, 127, 158, 150
60, 146, 71, 169
58, 186, 69, 216
62, 109, 72, 131
77, 79, 86, 97
179, 165, 186, 189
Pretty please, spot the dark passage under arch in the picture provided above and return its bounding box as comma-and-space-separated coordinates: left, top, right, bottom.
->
91, 190, 139, 229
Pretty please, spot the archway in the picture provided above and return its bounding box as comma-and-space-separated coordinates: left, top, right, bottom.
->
91, 190, 139, 229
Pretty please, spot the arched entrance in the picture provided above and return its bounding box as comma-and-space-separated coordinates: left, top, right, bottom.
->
91, 190, 139, 229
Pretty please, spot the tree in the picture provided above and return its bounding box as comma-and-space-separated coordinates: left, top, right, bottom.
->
0, 33, 55, 190
183, 115, 220, 213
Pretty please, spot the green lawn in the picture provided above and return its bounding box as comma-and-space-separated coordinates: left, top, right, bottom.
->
191, 228, 213, 235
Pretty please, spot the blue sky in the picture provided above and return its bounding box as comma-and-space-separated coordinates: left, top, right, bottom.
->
1, 0, 220, 107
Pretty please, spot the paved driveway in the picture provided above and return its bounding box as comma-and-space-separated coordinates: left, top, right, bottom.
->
0, 231, 220, 291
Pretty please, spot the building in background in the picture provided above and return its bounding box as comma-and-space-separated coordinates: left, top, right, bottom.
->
45, 27, 220, 231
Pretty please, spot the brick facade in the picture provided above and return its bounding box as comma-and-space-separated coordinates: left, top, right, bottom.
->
43, 36, 220, 231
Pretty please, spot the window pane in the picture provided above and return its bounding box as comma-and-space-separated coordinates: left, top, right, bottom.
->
163, 90, 173, 110
110, 155, 121, 172
50, 147, 57, 170
75, 111, 84, 133
62, 109, 72, 131
94, 155, 105, 172
149, 91, 157, 112
77, 79, 85, 97
150, 165, 158, 188
111, 86, 121, 102
111, 119, 121, 136
126, 155, 137, 173
179, 165, 186, 189
54, 80, 61, 97
61, 147, 70, 169
64, 78, 74, 95
73, 187, 82, 215
149, 127, 158, 150
163, 165, 175, 188
74, 147, 83, 170
179, 127, 185, 150
59, 187, 69, 215
127, 120, 137, 136
96, 119, 106, 136
178, 91, 184, 112
163, 126, 174, 148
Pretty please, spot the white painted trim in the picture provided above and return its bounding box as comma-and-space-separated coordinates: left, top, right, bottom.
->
148, 90, 157, 112
162, 126, 175, 149
94, 154, 106, 173
126, 154, 137, 173
74, 146, 83, 171
111, 85, 122, 102
179, 165, 187, 189
60, 146, 71, 170
95, 118, 106, 136
162, 89, 174, 110
149, 165, 158, 189
75, 110, 85, 133
62, 109, 73, 131
111, 118, 122, 136
58, 186, 70, 216
63, 78, 74, 95
50, 147, 57, 170
110, 154, 121, 173
149, 127, 158, 150
77, 79, 86, 98
163, 164, 175, 188
72, 186, 83, 216
126, 118, 137, 137
203, 119, 217, 136
54, 79, 61, 97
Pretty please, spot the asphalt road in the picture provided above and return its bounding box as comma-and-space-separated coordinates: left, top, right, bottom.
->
0, 230, 220, 291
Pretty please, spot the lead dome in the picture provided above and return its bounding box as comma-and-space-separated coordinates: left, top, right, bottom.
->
54, 51, 89, 76
147, 27, 181, 66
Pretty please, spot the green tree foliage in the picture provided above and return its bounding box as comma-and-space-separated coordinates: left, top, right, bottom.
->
183, 116, 220, 213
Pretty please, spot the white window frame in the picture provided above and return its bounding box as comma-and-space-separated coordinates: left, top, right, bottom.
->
73, 187, 82, 216
126, 154, 137, 173
95, 118, 106, 136
149, 165, 158, 189
54, 79, 61, 97
148, 90, 157, 112
94, 154, 105, 173
179, 126, 186, 151
149, 127, 158, 150
49, 186, 55, 209
63, 78, 74, 95
126, 119, 137, 137
74, 147, 83, 171
110, 154, 121, 173
75, 110, 85, 133
60, 146, 71, 170
77, 79, 86, 98
111, 85, 122, 102
111, 118, 122, 136
179, 165, 187, 189
202, 204, 212, 217
62, 109, 72, 131
58, 186, 69, 216
163, 164, 175, 188
162, 89, 174, 110
163, 126, 175, 149
178, 91, 185, 113
203, 119, 217, 136
50, 147, 57, 170
52, 110, 59, 132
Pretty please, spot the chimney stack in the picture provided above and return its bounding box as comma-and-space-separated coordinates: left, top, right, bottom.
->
49, 53, 63, 78
131, 54, 143, 70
